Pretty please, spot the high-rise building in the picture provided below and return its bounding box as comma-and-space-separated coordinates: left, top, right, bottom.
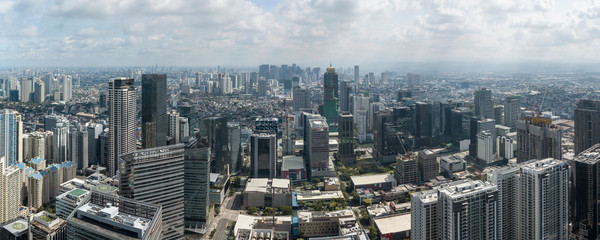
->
20, 77, 33, 102
0, 109, 23, 168
575, 99, 600, 154
254, 117, 278, 134
411, 189, 437, 240
338, 113, 355, 164
228, 122, 242, 172
293, 87, 311, 112
197, 116, 229, 174
62, 75, 72, 102
494, 105, 504, 125
179, 117, 189, 140
167, 110, 180, 143
339, 81, 352, 112
570, 144, 600, 240
282, 115, 295, 156
66, 191, 162, 240
474, 88, 494, 119
119, 144, 185, 240
34, 80, 45, 103
477, 130, 494, 164
469, 117, 495, 158
306, 118, 329, 177
257, 78, 268, 97
86, 123, 103, 166
108, 78, 136, 177
407, 73, 421, 88
141, 74, 167, 149
395, 153, 420, 184
70, 127, 88, 170
323, 65, 339, 131
497, 136, 514, 159
183, 145, 211, 231
516, 116, 562, 162
504, 96, 521, 131
418, 150, 438, 181
250, 133, 277, 178
518, 158, 569, 239
437, 180, 498, 239
258, 64, 269, 80
53, 124, 69, 163
354, 65, 360, 86
1, 156, 20, 224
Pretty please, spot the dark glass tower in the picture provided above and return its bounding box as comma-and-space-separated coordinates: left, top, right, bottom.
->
142, 74, 167, 148
575, 99, 600, 154
323, 65, 339, 131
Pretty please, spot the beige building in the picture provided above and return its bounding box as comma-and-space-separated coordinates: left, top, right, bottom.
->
243, 178, 292, 208
1, 157, 21, 224
297, 209, 355, 238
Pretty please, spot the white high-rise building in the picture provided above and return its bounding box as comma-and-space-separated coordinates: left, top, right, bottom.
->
20, 78, 33, 102
108, 78, 136, 177
497, 136, 514, 159
62, 75, 72, 102
437, 179, 498, 240
168, 110, 180, 143
52, 124, 69, 163
179, 117, 189, 140
1, 156, 21, 224
411, 189, 438, 240
477, 130, 494, 164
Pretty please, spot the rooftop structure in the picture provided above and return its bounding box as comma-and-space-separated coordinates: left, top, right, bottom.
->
234, 214, 291, 240
374, 214, 411, 240
351, 173, 397, 191
296, 190, 344, 202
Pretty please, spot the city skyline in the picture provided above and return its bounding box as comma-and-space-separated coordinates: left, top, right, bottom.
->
3, 0, 600, 69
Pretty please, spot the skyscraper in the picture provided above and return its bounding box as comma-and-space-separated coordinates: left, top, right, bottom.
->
119, 144, 185, 240
516, 116, 562, 162
338, 113, 356, 164
474, 88, 494, 119
306, 118, 329, 178
575, 99, 600, 154
20, 77, 33, 102
418, 150, 438, 181
293, 86, 311, 112
504, 95, 521, 131
0, 156, 20, 224
411, 189, 437, 240
339, 81, 352, 112
167, 110, 180, 144
86, 123, 103, 166
34, 80, 45, 103
250, 133, 277, 178
108, 78, 136, 177
354, 65, 359, 86
0, 109, 23, 168
141, 74, 167, 149
323, 65, 339, 131
469, 117, 495, 158
570, 144, 600, 240
62, 75, 72, 102
183, 144, 211, 232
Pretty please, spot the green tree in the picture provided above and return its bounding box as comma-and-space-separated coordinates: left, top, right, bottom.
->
367, 225, 379, 240
278, 206, 293, 215
247, 206, 258, 215
362, 198, 372, 207
263, 207, 273, 216
351, 190, 360, 203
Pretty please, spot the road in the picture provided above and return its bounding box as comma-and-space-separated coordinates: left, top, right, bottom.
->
201, 191, 242, 239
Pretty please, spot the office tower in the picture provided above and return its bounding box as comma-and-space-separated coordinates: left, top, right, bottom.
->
141, 74, 167, 149
418, 150, 438, 181
516, 116, 562, 162
56, 188, 90, 219
34, 80, 45, 103
323, 64, 339, 131
395, 153, 420, 184
407, 73, 421, 88
9, 89, 18, 102
198, 117, 230, 174
20, 77, 33, 102
486, 166, 519, 240
306, 118, 329, 177
381, 72, 387, 84
52, 124, 69, 163
66, 191, 162, 240
338, 113, 356, 164
255, 117, 278, 134
368, 72, 375, 84
519, 159, 569, 239
0, 109, 23, 168
494, 105, 504, 125
339, 81, 352, 112
437, 180, 498, 239
259, 64, 269, 79
250, 133, 277, 178
120, 144, 185, 240
179, 117, 189, 140
62, 75, 72, 102
497, 136, 514, 159
282, 115, 295, 156
575, 99, 600, 154
448, 107, 471, 141
504, 95, 521, 131
167, 110, 180, 143
99, 130, 109, 166
414, 101, 442, 147
219, 74, 232, 94
411, 189, 438, 240
474, 88, 494, 119
293, 87, 311, 111
570, 144, 600, 239
108, 78, 136, 177
86, 123, 103, 166
477, 130, 494, 164
228, 122, 242, 172
469, 117, 495, 158
70, 127, 88, 170
354, 65, 360, 85
184, 146, 211, 231
1, 157, 20, 224
44, 114, 67, 132
257, 77, 268, 97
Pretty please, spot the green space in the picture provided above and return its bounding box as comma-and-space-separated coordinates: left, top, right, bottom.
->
39, 215, 55, 223
69, 188, 87, 197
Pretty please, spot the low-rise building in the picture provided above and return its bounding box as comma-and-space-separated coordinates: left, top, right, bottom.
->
280, 155, 306, 182
1, 219, 28, 240
351, 174, 397, 191
243, 178, 292, 208
440, 155, 466, 173
209, 173, 230, 205
374, 214, 411, 240
323, 177, 340, 191
297, 209, 355, 238
233, 214, 291, 240
30, 211, 67, 240
56, 188, 90, 219
296, 190, 344, 203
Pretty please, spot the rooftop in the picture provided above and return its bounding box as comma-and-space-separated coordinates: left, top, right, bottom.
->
438, 179, 497, 199
3, 219, 28, 236
245, 178, 290, 193
281, 155, 305, 170
351, 174, 396, 186
374, 214, 411, 234
296, 190, 344, 201
411, 189, 438, 204
572, 144, 600, 164
74, 202, 152, 239
297, 209, 354, 223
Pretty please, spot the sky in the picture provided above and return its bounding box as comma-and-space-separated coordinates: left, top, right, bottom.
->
2, 0, 600, 68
